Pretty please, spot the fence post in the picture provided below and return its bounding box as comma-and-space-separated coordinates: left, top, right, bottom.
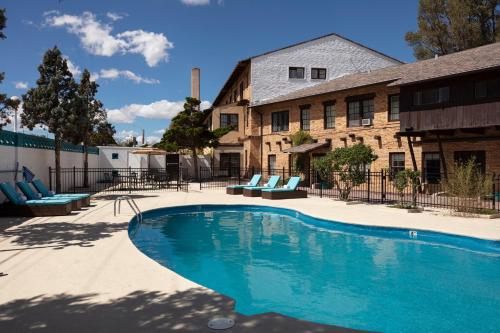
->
176, 167, 180, 192
199, 167, 202, 191
367, 170, 371, 202
73, 166, 76, 194
282, 166, 285, 186
492, 173, 496, 211
238, 169, 241, 185
381, 170, 385, 203
48, 166, 52, 191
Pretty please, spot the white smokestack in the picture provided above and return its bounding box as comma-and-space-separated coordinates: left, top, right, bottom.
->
191, 68, 200, 101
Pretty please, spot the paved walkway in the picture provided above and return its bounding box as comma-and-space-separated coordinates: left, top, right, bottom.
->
0, 188, 499, 332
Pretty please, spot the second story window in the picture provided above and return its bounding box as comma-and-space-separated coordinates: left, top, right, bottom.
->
289, 67, 305, 79
311, 68, 326, 80
475, 78, 500, 100
389, 94, 400, 121
347, 97, 374, 127
239, 82, 244, 100
300, 105, 310, 131
271, 111, 289, 132
233, 90, 238, 102
413, 86, 449, 106
323, 102, 335, 129
220, 113, 239, 130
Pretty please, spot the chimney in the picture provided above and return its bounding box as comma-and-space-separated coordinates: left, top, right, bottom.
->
191, 68, 200, 101
141, 129, 145, 145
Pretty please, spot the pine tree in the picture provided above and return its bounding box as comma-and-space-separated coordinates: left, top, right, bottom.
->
89, 121, 116, 146
160, 97, 229, 179
65, 69, 106, 187
406, 0, 499, 59
21, 46, 79, 192
0, 8, 20, 129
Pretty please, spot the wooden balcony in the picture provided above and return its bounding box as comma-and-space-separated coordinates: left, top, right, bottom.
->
400, 100, 500, 132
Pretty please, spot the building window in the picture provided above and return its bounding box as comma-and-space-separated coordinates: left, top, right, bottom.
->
271, 111, 289, 132
300, 106, 310, 131
289, 67, 305, 79
423, 153, 441, 183
389, 153, 405, 176
111, 153, 119, 160
348, 97, 374, 127
413, 87, 449, 106
233, 90, 238, 102
239, 82, 244, 100
268, 154, 276, 174
454, 151, 486, 173
311, 68, 326, 80
220, 113, 239, 130
389, 94, 400, 121
324, 102, 335, 129
475, 78, 500, 100
220, 153, 240, 176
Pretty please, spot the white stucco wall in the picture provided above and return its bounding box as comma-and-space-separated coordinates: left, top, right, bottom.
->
98, 147, 132, 169
250, 34, 401, 103
0, 145, 98, 202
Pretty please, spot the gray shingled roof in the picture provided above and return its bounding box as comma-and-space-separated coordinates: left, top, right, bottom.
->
283, 142, 330, 153
252, 42, 500, 107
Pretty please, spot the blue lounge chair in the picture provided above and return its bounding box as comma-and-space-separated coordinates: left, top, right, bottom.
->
31, 179, 91, 206
226, 174, 262, 194
261, 176, 307, 200
0, 182, 72, 216
243, 175, 281, 197
16, 181, 84, 211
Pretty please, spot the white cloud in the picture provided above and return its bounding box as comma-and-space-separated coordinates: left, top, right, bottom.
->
113, 130, 160, 145
181, 0, 210, 5
14, 82, 28, 89
64, 57, 82, 77
106, 12, 125, 21
92, 68, 160, 84
44, 11, 173, 67
107, 99, 211, 124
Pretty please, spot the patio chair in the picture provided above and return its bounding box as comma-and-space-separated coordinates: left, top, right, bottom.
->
0, 182, 72, 217
243, 175, 281, 197
16, 181, 84, 211
226, 174, 262, 195
261, 176, 308, 200
31, 179, 91, 207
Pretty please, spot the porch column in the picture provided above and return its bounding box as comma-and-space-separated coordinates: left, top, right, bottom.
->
406, 136, 418, 171
436, 133, 448, 179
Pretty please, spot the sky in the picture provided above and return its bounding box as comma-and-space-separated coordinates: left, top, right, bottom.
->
1, 0, 419, 144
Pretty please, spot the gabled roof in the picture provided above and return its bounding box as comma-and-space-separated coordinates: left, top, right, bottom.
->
211, 32, 403, 107
252, 41, 500, 107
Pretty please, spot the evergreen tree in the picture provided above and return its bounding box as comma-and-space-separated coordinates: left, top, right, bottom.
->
406, 0, 499, 59
21, 46, 79, 192
89, 121, 116, 146
65, 69, 106, 187
160, 97, 229, 179
0, 8, 20, 129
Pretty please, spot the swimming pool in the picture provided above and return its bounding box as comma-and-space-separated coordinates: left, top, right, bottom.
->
129, 205, 500, 333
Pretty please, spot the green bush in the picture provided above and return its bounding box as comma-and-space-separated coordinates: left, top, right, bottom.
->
313, 144, 377, 201
394, 169, 420, 208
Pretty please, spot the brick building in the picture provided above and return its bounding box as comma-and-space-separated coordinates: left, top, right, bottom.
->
205, 33, 402, 172
248, 42, 500, 181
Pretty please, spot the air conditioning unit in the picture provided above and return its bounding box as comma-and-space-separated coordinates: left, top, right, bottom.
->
362, 118, 372, 126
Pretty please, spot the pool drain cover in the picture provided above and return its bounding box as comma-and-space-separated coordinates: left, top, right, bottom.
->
208, 317, 235, 330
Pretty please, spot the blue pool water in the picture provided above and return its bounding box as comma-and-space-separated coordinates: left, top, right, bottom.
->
129, 205, 500, 333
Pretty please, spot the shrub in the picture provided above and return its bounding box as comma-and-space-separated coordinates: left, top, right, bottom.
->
313, 144, 377, 201
443, 158, 492, 214
394, 169, 420, 208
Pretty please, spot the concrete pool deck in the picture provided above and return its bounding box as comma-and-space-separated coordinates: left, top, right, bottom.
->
1, 187, 499, 332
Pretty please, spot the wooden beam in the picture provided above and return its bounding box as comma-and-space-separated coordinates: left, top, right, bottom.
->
460, 127, 485, 135
407, 136, 418, 171
436, 133, 448, 179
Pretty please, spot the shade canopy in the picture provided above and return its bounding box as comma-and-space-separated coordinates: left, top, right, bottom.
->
282, 142, 330, 154
131, 147, 167, 155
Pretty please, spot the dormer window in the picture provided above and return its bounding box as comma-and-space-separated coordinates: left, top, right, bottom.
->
289, 67, 305, 79
311, 68, 326, 80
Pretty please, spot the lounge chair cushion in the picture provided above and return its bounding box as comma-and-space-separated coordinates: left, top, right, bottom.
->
226, 174, 262, 189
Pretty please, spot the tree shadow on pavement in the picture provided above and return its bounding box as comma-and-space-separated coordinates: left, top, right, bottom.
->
0, 221, 128, 250
0, 288, 368, 333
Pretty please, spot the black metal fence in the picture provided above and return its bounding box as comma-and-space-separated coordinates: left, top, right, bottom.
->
49, 167, 189, 194
199, 167, 500, 213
